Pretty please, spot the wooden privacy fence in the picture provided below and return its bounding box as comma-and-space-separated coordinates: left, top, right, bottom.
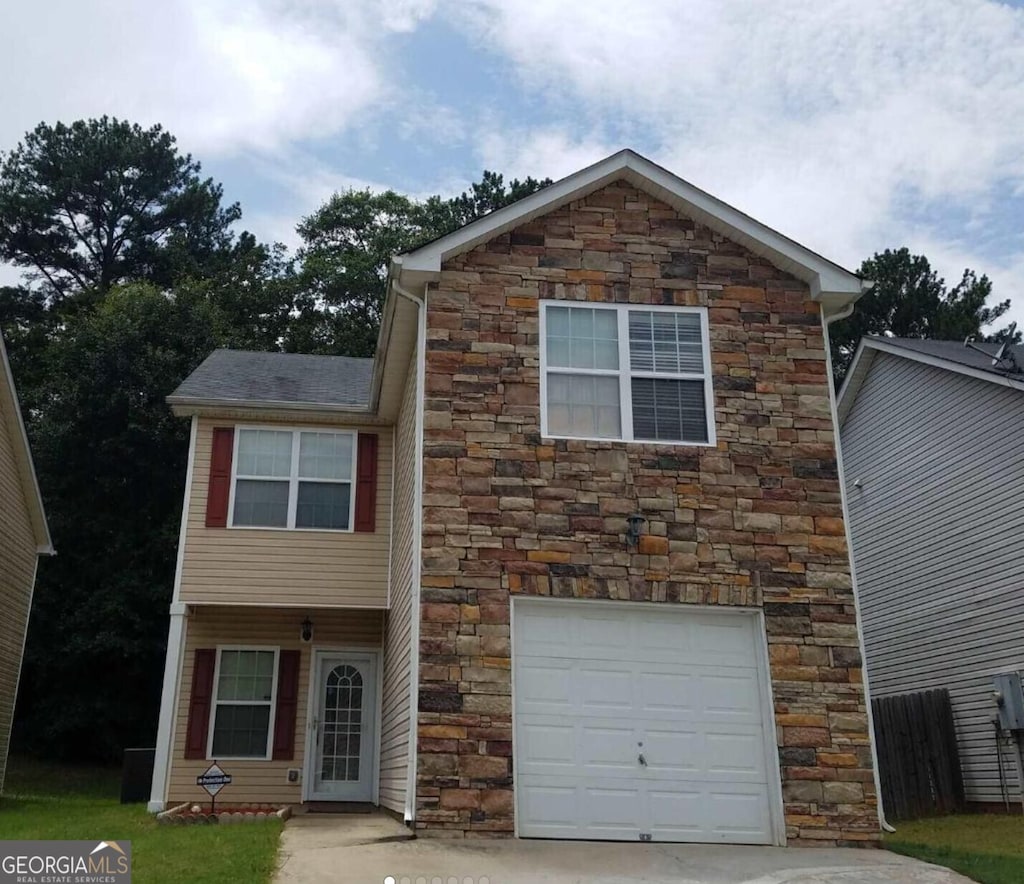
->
872, 688, 966, 820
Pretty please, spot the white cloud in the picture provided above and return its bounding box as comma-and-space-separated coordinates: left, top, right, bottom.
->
475, 129, 616, 183
457, 0, 1024, 318
0, 0, 415, 157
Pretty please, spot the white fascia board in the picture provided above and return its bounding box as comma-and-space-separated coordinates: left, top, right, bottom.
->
838, 336, 1024, 424
395, 149, 864, 304
0, 333, 53, 554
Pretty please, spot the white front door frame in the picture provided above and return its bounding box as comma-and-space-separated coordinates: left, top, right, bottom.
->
302, 646, 382, 804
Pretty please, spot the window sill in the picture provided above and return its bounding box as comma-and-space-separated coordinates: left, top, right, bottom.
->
541, 432, 717, 448
225, 525, 355, 534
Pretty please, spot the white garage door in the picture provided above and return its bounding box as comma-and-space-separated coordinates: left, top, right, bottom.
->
513, 600, 780, 844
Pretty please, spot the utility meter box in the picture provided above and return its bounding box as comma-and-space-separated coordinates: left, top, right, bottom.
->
993, 672, 1024, 731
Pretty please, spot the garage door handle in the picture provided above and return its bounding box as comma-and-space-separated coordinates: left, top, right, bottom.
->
638, 753, 647, 767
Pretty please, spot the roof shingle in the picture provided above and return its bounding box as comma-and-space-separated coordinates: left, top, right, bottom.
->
880, 337, 1024, 378
169, 349, 374, 408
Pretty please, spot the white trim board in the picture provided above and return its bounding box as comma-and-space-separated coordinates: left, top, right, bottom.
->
393, 149, 867, 309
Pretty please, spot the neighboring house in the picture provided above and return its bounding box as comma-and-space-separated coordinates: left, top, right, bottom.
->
839, 335, 1024, 808
0, 331, 53, 793
150, 149, 881, 846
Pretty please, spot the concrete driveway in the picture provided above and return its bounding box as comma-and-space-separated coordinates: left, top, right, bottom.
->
274, 813, 973, 884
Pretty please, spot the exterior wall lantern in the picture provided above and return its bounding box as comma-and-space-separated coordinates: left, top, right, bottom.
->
300, 616, 314, 643
626, 513, 647, 547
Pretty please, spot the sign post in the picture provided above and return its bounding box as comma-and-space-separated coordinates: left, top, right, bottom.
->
196, 762, 232, 814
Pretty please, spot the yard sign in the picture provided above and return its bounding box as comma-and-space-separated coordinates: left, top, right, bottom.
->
196, 762, 232, 812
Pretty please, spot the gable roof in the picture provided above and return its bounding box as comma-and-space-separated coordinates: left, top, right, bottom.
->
872, 337, 1024, 376
838, 335, 1024, 423
168, 349, 375, 413
0, 331, 52, 555
392, 148, 869, 311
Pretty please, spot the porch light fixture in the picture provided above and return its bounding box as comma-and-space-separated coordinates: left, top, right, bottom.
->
300, 617, 313, 643
626, 513, 647, 547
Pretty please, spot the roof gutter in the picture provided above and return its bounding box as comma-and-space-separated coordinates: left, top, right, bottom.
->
166, 396, 373, 416
821, 296, 895, 835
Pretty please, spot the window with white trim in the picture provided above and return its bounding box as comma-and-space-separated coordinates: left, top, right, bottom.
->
540, 303, 715, 444
231, 428, 355, 530
209, 648, 278, 758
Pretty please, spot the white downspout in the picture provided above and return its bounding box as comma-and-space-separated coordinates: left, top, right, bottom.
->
393, 279, 426, 827
822, 297, 896, 835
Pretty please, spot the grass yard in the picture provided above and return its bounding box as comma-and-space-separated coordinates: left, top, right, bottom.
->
0, 757, 282, 884
886, 814, 1024, 884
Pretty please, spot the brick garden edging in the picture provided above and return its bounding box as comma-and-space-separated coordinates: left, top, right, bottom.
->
156, 802, 291, 825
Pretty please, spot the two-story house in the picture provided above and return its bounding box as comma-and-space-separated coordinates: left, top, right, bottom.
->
149, 150, 881, 846
0, 331, 53, 793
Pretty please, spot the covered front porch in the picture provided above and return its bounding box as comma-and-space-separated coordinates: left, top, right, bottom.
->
159, 605, 393, 812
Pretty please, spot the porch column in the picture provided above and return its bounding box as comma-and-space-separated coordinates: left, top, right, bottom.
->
148, 602, 188, 812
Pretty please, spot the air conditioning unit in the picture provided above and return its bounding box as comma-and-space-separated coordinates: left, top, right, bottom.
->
993, 672, 1024, 732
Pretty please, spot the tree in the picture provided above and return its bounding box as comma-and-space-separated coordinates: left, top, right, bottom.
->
291, 171, 552, 356
0, 117, 240, 305
13, 284, 219, 759
829, 248, 1019, 382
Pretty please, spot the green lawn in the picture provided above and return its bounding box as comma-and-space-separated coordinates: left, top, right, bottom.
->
886, 814, 1024, 884
0, 757, 282, 884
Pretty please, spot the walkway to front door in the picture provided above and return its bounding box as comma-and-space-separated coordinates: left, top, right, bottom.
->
305, 651, 377, 803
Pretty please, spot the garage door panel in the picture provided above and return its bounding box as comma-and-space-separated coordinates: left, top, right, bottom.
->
514, 601, 778, 845
694, 619, 760, 663
518, 777, 643, 839
514, 660, 572, 713
640, 727, 700, 774
517, 715, 644, 779
517, 720, 575, 768
702, 673, 762, 719
636, 671, 696, 714
578, 666, 633, 712
649, 783, 772, 842
579, 613, 633, 655
580, 724, 641, 771
705, 731, 769, 777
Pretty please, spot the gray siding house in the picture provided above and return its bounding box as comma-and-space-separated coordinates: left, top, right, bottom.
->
839, 336, 1024, 806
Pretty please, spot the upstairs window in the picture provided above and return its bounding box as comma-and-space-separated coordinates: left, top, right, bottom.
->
230, 428, 355, 530
540, 303, 715, 445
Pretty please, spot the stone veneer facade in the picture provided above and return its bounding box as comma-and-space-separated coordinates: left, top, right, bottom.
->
415, 181, 878, 846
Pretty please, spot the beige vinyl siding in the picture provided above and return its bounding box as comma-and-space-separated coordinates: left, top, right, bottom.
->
379, 350, 418, 814
180, 418, 392, 608
167, 605, 382, 805
0, 402, 38, 793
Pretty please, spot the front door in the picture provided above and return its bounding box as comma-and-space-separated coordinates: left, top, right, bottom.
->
308, 652, 377, 802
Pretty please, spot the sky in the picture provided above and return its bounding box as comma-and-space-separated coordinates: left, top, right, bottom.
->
2, 0, 1024, 327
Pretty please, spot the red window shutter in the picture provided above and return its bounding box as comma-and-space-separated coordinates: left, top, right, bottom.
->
354, 433, 378, 532
205, 427, 235, 528
272, 650, 301, 761
184, 648, 216, 760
